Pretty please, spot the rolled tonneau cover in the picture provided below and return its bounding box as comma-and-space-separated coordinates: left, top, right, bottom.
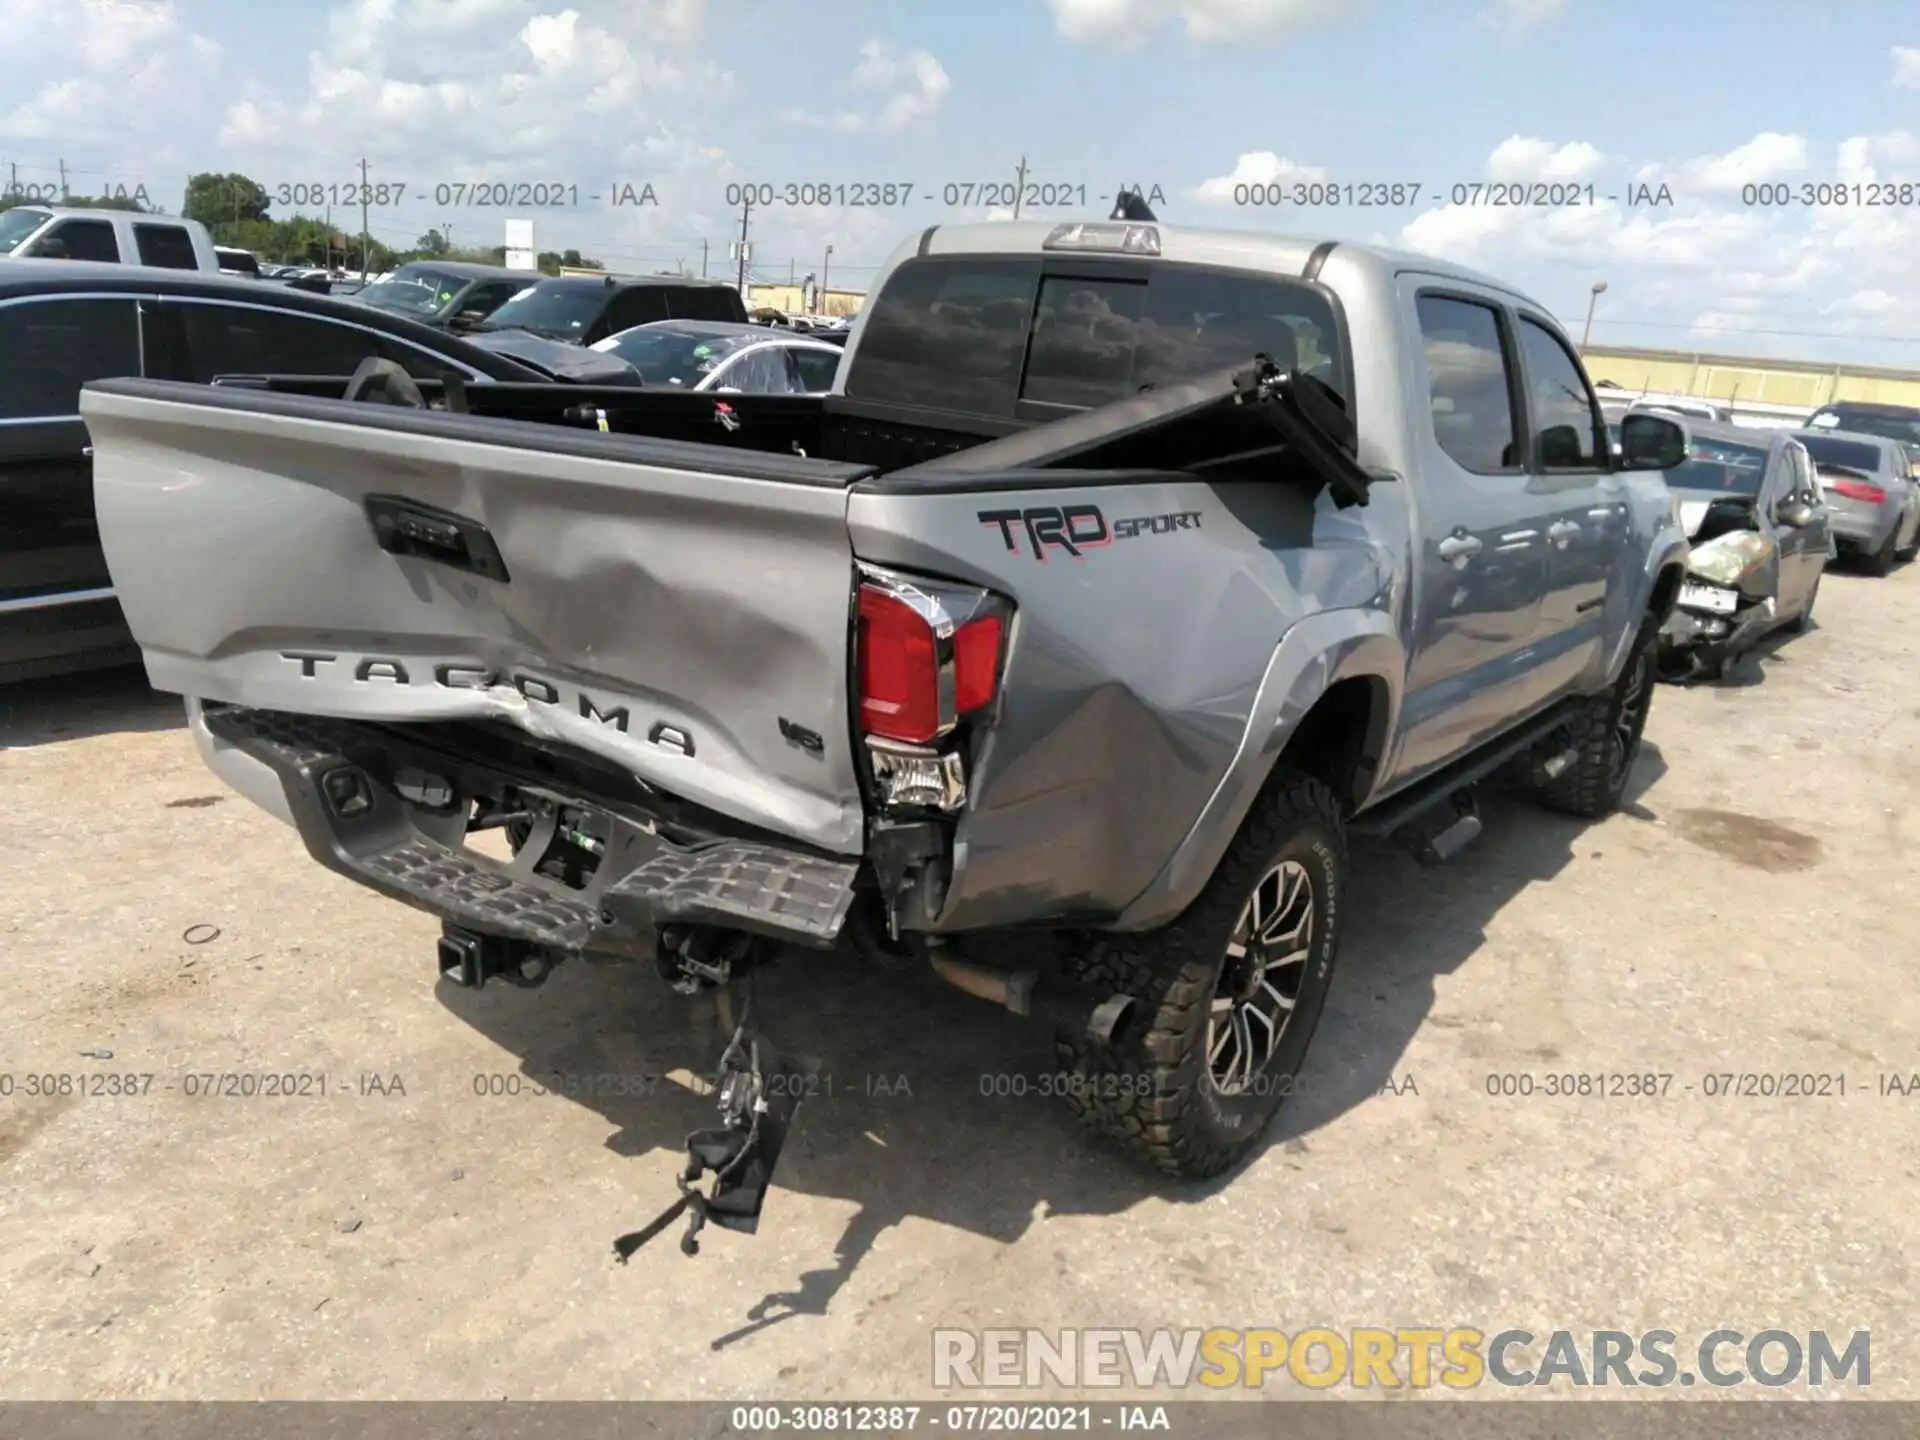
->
880, 355, 1382, 508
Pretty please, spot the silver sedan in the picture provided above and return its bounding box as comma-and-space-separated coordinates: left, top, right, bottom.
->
1790, 430, 1920, 576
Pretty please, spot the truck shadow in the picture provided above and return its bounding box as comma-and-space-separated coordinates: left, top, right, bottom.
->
0, 665, 181, 747
438, 744, 1670, 1350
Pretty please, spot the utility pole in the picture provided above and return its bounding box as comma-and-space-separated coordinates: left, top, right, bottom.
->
822, 244, 833, 314
1011, 155, 1028, 219
58, 158, 68, 202
700, 238, 708, 277
358, 157, 371, 278
6, 161, 16, 199
734, 192, 752, 296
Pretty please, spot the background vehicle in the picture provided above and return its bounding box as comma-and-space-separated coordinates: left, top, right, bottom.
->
1790, 429, 1920, 575
83, 218, 1688, 1227
352, 261, 528, 333
590, 319, 845, 394
470, 274, 749, 347
0, 206, 220, 270
1804, 401, 1920, 455
0, 262, 549, 684
214, 246, 262, 278
1655, 424, 1830, 679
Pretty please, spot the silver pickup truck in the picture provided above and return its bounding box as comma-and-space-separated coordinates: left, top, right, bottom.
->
81, 207, 1692, 1253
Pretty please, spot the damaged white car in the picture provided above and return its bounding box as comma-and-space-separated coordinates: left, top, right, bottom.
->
1656, 425, 1833, 681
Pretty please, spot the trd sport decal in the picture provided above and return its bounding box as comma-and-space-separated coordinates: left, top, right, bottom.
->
977, 505, 1202, 561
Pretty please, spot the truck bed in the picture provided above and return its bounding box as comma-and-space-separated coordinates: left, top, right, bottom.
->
208, 374, 1016, 478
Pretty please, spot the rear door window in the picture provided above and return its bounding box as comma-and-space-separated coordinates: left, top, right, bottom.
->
0, 297, 143, 418
135, 224, 200, 269
1415, 294, 1521, 474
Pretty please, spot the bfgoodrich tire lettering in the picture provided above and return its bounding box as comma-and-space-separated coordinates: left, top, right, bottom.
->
1054, 770, 1345, 1180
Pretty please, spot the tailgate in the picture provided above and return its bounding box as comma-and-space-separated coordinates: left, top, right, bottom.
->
81, 378, 871, 854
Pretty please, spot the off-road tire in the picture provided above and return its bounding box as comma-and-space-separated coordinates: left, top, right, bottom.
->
1053, 770, 1345, 1180
1533, 622, 1657, 818
1786, 576, 1818, 634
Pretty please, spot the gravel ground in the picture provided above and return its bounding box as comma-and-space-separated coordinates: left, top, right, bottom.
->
0, 564, 1915, 1402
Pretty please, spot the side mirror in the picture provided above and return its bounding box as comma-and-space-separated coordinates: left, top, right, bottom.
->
1777, 500, 1816, 528
29, 236, 71, 260
449, 307, 488, 330
1617, 412, 1689, 472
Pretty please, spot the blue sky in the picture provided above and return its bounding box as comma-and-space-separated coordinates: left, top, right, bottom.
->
4, 0, 1920, 364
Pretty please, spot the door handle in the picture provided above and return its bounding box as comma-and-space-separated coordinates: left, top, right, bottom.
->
1437, 534, 1482, 562
1548, 520, 1581, 545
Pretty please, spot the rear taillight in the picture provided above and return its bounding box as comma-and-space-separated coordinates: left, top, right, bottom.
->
1830, 479, 1887, 504
856, 581, 1005, 743
855, 570, 1009, 811
857, 586, 941, 743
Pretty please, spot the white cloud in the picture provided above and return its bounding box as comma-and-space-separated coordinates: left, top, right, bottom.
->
1192, 150, 1330, 205
784, 40, 950, 135
0, 0, 221, 147
1395, 131, 1920, 359
1636, 132, 1808, 194
1049, 0, 1350, 50
1892, 45, 1920, 88
1486, 136, 1605, 181
1480, 0, 1564, 37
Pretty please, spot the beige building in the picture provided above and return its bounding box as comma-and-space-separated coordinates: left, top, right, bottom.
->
1577, 343, 1920, 411
747, 282, 863, 318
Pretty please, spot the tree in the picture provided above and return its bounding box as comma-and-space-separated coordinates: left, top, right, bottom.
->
183, 172, 269, 228
1, 190, 150, 214
413, 229, 451, 256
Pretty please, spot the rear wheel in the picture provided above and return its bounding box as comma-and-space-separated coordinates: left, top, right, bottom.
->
1864, 530, 1898, 577
1054, 770, 1345, 1180
1534, 623, 1657, 818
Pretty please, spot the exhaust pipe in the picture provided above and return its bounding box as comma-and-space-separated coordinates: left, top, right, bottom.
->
929, 954, 1136, 1047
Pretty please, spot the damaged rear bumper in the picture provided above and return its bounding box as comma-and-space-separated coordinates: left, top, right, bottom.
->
195, 705, 860, 954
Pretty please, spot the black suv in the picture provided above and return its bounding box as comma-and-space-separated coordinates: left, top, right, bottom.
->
0, 260, 551, 684
470, 274, 748, 346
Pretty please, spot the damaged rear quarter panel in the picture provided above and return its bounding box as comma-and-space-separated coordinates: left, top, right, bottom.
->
845, 475, 1393, 930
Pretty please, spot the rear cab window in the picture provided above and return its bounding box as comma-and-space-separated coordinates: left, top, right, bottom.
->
665, 287, 749, 323
842, 256, 1347, 420
135, 224, 200, 269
